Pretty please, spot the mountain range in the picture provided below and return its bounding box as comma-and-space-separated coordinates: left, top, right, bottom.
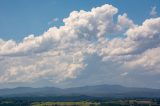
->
0, 84, 160, 98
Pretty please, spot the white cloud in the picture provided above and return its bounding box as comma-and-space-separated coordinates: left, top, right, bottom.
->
117, 13, 136, 31
0, 4, 160, 88
126, 47, 160, 73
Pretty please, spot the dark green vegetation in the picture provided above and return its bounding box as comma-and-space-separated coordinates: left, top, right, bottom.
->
1, 97, 160, 106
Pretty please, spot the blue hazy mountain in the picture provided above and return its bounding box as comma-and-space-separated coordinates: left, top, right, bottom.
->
0, 84, 160, 98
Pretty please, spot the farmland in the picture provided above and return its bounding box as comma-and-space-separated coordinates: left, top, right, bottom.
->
32, 101, 99, 106
1, 97, 160, 106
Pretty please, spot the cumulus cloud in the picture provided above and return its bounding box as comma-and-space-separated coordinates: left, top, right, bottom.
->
0, 4, 160, 88
117, 13, 136, 31
126, 47, 160, 73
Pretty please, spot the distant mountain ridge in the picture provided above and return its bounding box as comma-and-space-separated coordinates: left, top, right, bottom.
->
0, 84, 160, 98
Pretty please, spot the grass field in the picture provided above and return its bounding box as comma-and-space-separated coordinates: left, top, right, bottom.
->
32, 101, 99, 106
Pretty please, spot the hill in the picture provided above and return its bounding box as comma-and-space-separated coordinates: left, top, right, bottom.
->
0, 84, 160, 98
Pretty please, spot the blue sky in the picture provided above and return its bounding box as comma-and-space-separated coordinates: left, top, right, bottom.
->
0, 0, 160, 89
0, 0, 159, 41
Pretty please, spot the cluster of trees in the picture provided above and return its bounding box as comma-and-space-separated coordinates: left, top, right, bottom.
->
0, 97, 160, 106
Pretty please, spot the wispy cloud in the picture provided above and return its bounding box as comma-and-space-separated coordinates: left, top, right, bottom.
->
150, 6, 157, 17
48, 18, 59, 25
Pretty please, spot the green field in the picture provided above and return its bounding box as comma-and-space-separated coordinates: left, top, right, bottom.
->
32, 101, 99, 106
31, 100, 160, 106
1, 98, 160, 106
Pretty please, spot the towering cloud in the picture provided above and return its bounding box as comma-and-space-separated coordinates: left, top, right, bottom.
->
0, 4, 160, 88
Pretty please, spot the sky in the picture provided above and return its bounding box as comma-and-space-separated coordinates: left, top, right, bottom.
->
0, 0, 160, 89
